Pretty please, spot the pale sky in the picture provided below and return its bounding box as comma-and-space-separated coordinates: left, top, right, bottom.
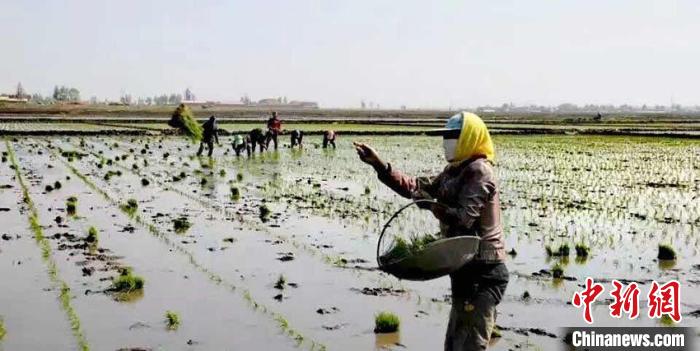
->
1, 0, 699, 108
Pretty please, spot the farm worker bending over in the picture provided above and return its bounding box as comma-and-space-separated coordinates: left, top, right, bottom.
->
197, 116, 220, 157
323, 130, 336, 149
290, 129, 304, 148
354, 112, 508, 351
232, 134, 248, 157
266, 111, 282, 150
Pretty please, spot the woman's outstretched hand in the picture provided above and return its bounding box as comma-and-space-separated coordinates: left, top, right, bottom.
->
353, 142, 385, 170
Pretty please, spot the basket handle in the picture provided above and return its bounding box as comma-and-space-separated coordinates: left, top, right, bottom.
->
376, 199, 446, 266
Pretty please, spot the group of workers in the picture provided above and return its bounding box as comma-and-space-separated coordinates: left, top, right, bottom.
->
196, 111, 337, 157
196, 109, 507, 351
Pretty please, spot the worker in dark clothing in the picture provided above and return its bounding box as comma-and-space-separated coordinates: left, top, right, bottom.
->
323, 130, 336, 149
197, 116, 220, 157
248, 128, 267, 154
266, 111, 282, 150
354, 112, 508, 351
290, 129, 304, 148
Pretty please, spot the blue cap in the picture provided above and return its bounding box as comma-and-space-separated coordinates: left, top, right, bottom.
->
444, 113, 463, 130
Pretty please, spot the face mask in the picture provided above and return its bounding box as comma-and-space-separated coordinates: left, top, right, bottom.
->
443, 138, 458, 162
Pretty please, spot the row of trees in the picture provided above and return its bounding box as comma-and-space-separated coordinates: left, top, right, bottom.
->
7, 82, 190, 106
52, 85, 81, 102
8, 84, 81, 104
119, 94, 183, 106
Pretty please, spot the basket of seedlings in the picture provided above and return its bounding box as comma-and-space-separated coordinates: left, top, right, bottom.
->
376, 200, 480, 281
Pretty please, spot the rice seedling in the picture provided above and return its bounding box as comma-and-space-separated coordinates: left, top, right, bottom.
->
236, 172, 244, 182
141, 178, 150, 186
112, 267, 145, 292
551, 263, 564, 279
86, 226, 98, 244
657, 244, 676, 260
230, 186, 241, 201
173, 216, 192, 234
379, 234, 438, 264
374, 311, 400, 333
219, 169, 226, 177
66, 196, 78, 215
165, 310, 181, 330
54, 180, 62, 189
45, 184, 54, 192
259, 204, 271, 222
575, 243, 590, 258
0, 317, 5, 340
120, 199, 139, 217
546, 243, 570, 257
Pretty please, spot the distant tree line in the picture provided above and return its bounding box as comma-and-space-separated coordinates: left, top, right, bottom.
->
52, 85, 81, 102
118, 94, 183, 106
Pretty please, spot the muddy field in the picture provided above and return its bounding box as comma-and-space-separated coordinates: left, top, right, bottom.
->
0, 132, 699, 350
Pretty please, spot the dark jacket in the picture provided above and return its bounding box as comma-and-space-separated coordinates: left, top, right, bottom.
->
202, 119, 219, 143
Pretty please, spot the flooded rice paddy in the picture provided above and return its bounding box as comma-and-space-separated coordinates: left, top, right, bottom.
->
0, 134, 698, 350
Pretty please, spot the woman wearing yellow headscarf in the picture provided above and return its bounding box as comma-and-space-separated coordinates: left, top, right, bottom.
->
354, 112, 508, 351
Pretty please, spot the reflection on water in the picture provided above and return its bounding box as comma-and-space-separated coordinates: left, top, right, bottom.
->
657, 259, 676, 271
112, 289, 145, 303
375, 332, 401, 350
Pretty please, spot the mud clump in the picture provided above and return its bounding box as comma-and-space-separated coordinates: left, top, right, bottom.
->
353, 287, 406, 297
277, 253, 294, 262
82, 266, 96, 276
274, 275, 287, 290
316, 307, 340, 315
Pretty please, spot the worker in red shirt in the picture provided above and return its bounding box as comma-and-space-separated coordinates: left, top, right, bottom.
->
266, 111, 282, 150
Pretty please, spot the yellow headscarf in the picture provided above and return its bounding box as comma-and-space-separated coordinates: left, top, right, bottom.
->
452, 112, 495, 163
